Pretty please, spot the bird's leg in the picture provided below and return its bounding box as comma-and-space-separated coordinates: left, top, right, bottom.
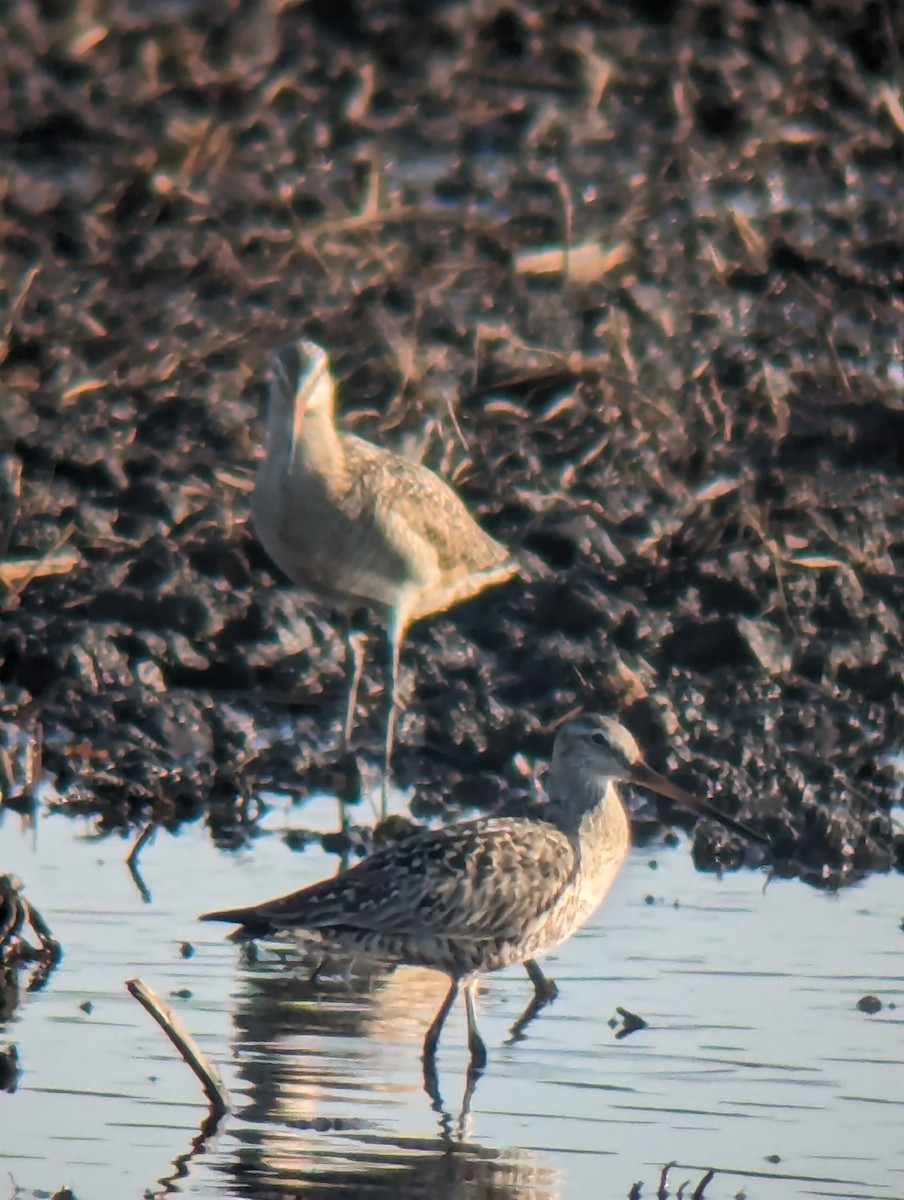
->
423, 977, 459, 1065
307, 951, 327, 985
380, 611, 404, 819
524, 957, 559, 1003
422, 1060, 453, 1139
463, 977, 488, 1072
507, 960, 559, 1046
336, 623, 367, 842
458, 1066, 481, 1142
341, 625, 367, 752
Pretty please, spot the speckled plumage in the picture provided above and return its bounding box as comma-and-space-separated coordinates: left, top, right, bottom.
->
252, 340, 518, 804
204, 713, 756, 1071
203, 807, 624, 973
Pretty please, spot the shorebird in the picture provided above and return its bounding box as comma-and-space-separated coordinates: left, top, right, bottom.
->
252, 340, 518, 809
201, 713, 765, 1075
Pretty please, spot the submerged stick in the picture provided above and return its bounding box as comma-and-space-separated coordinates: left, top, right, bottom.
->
126, 821, 156, 904
126, 977, 229, 1121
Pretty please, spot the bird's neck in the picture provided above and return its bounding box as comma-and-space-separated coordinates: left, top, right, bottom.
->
263, 400, 345, 486
545, 763, 620, 829
579, 780, 628, 849
546, 773, 629, 866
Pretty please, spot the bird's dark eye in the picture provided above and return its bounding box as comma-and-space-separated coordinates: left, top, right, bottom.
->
590, 731, 606, 745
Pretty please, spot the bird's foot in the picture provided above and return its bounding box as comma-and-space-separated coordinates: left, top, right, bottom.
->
467, 1031, 488, 1072
534, 976, 559, 1004
524, 958, 559, 1004
506, 987, 558, 1046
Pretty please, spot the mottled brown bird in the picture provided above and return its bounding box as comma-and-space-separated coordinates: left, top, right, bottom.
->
252, 340, 518, 809
202, 713, 765, 1073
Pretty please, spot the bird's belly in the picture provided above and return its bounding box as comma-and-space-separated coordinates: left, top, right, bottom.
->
316, 928, 546, 977
252, 476, 412, 609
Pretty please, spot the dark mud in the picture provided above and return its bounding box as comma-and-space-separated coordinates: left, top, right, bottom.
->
2, 0, 904, 885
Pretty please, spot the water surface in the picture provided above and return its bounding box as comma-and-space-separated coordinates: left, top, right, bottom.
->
1, 795, 902, 1199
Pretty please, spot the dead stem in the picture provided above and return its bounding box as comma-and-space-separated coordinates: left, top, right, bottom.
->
126, 977, 230, 1122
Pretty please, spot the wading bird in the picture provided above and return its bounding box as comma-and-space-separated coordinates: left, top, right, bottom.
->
252, 340, 517, 811
201, 713, 765, 1079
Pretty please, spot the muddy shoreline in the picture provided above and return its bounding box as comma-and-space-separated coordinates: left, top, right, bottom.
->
2, 0, 904, 885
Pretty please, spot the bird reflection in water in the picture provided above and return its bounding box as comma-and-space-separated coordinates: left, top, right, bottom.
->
213, 950, 563, 1200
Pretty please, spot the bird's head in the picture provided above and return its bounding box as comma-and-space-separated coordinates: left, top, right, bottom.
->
269, 340, 335, 458
551, 713, 767, 844
551, 713, 641, 784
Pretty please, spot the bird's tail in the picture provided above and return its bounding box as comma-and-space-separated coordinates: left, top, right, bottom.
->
199, 906, 277, 943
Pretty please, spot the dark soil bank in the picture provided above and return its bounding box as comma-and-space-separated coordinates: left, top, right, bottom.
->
2, 0, 904, 886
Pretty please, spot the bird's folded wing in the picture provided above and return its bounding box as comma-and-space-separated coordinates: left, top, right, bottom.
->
248, 818, 579, 942
351, 442, 513, 576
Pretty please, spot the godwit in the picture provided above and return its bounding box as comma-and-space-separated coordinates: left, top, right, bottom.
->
252, 340, 518, 810
201, 713, 765, 1074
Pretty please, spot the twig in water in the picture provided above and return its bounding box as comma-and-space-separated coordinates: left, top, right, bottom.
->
0, 874, 62, 990
126, 977, 230, 1122
126, 821, 156, 904
692, 1169, 715, 1199
658, 1162, 675, 1200
614, 1005, 648, 1039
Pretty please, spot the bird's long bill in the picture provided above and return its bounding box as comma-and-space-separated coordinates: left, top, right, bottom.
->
280, 343, 330, 464
629, 759, 768, 845
289, 372, 307, 465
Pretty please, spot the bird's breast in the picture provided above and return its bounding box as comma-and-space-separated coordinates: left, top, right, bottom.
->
252, 461, 416, 608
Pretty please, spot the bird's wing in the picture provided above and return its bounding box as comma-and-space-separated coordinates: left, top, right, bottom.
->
344, 437, 515, 578
207, 818, 578, 942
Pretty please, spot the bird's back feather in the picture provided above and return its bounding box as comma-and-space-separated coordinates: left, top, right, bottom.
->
200, 816, 578, 944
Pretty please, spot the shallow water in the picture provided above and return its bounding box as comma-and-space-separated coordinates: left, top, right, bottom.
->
1, 794, 902, 1200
